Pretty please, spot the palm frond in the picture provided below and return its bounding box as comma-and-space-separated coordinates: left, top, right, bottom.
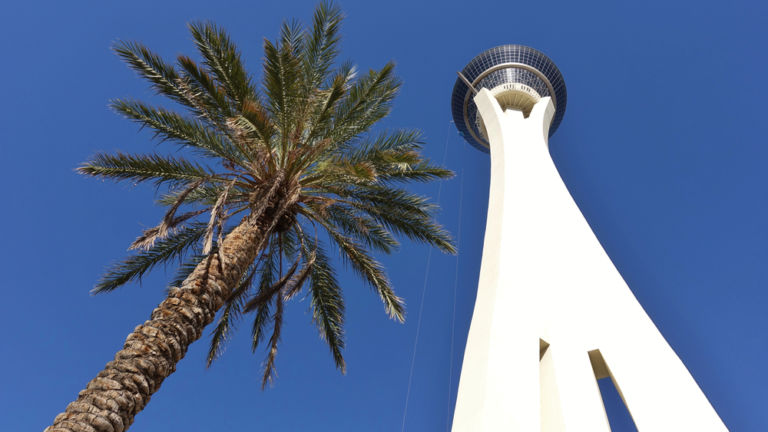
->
302, 203, 398, 254
376, 160, 454, 183
236, 102, 276, 158
130, 208, 207, 251
322, 221, 404, 322
157, 183, 247, 207
283, 249, 316, 300
299, 63, 353, 153
94, 222, 207, 293
304, 240, 345, 371
111, 99, 244, 162
262, 295, 283, 388
328, 62, 400, 146
322, 184, 436, 218
78, 152, 214, 186
131, 179, 208, 251
334, 128, 421, 160
251, 242, 277, 350
304, 183, 455, 253
353, 199, 455, 254
278, 225, 301, 260
302, 1, 343, 94
256, 239, 286, 389
113, 41, 197, 110
331, 130, 454, 183
176, 54, 233, 120
188, 22, 256, 110
243, 252, 300, 312
169, 253, 205, 288
262, 37, 302, 154
207, 263, 256, 366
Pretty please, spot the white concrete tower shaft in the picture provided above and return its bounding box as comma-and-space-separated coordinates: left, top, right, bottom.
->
450, 89, 728, 431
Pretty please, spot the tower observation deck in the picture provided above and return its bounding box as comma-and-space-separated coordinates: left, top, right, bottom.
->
449, 45, 727, 431
451, 45, 567, 151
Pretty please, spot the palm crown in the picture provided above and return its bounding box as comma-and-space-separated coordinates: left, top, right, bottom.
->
79, 2, 454, 387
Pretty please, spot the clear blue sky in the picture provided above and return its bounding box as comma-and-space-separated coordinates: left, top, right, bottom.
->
1, 0, 766, 430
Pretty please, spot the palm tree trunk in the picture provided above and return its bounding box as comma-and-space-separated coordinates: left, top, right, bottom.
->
46, 212, 271, 432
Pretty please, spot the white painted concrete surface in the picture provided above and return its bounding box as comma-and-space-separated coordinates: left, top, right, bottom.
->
451, 88, 727, 431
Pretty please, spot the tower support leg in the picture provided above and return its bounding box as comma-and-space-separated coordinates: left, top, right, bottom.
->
451, 88, 727, 431
597, 320, 728, 431
540, 343, 610, 432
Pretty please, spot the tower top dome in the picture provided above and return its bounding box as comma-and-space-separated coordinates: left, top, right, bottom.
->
451, 45, 567, 152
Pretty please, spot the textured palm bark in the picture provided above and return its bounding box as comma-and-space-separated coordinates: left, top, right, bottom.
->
45, 214, 271, 432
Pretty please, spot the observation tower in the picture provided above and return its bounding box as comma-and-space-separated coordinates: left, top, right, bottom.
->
450, 45, 727, 431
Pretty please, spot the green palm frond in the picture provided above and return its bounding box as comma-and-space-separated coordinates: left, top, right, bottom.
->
333, 128, 421, 162
325, 206, 398, 253
251, 242, 277, 351
78, 152, 215, 186
207, 263, 256, 367
235, 105, 276, 158
321, 220, 404, 322
313, 200, 452, 255
301, 203, 398, 254
175, 54, 233, 125
262, 38, 302, 154
157, 183, 249, 207
360, 202, 455, 254
339, 130, 453, 183
328, 62, 399, 145
112, 41, 195, 110
250, 239, 283, 389
111, 99, 244, 162
319, 183, 435, 216
311, 184, 454, 253
94, 222, 207, 293
243, 253, 301, 312
188, 22, 256, 110
282, 249, 315, 300
262, 295, 283, 388
206, 297, 241, 366
300, 64, 351, 151
301, 2, 342, 94
324, 194, 453, 253
306, 241, 345, 371
378, 160, 454, 183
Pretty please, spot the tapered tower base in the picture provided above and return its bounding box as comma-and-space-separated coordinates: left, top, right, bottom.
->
450, 89, 727, 431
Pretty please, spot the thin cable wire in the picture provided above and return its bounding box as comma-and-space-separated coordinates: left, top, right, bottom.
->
401, 123, 452, 432
446, 165, 464, 431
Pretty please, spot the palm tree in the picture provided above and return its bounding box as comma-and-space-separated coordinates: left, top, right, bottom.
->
45, 3, 454, 431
